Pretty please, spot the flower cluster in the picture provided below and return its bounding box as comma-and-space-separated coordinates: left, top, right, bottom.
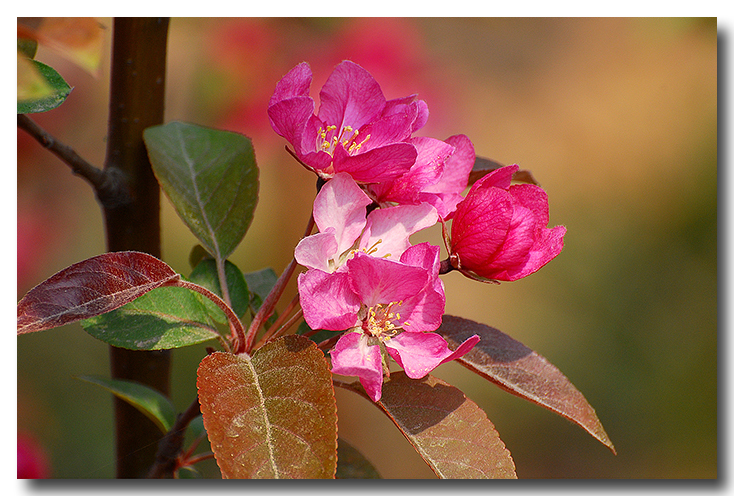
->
270, 61, 565, 401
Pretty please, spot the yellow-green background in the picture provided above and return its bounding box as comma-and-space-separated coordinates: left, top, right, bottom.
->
17, 18, 717, 478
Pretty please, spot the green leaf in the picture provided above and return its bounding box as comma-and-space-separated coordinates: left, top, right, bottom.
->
17, 59, 72, 114
189, 258, 249, 323
80, 286, 221, 350
244, 268, 279, 327
296, 319, 336, 347
243, 268, 277, 311
336, 439, 381, 479
197, 336, 338, 478
17, 38, 38, 59
144, 121, 259, 262
436, 315, 616, 454
76, 376, 176, 434
337, 372, 517, 479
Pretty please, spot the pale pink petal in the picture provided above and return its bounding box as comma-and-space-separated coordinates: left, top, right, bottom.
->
359, 203, 438, 260
386, 332, 479, 379
313, 173, 373, 256
330, 332, 385, 402
318, 61, 386, 131
298, 270, 361, 331
294, 231, 338, 272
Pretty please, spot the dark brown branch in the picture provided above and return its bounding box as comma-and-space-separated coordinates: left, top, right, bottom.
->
103, 17, 170, 479
17, 114, 131, 209
147, 397, 202, 479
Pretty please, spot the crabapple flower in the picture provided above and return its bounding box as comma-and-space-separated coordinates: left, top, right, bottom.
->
449, 165, 566, 282
367, 134, 476, 219
294, 173, 438, 274
268, 60, 429, 183
300, 243, 479, 402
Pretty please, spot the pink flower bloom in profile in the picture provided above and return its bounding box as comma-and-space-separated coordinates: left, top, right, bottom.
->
367, 134, 475, 219
449, 165, 566, 282
268, 60, 429, 183
300, 242, 478, 402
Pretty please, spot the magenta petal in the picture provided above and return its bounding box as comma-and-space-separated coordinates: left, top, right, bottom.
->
330, 332, 384, 402
502, 224, 566, 281
482, 205, 538, 275
398, 243, 445, 332
424, 134, 475, 195
439, 333, 480, 365
267, 97, 315, 152
333, 142, 417, 183
472, 164, 518, 192
384, 332, 451, 379
451, 187, 514, 268
269, 62, 313, 106
298, 270, 361, 331
509, 183, 551, 227
355, 110, 417, 152
386, 331, 479, 379
318, 61, 386, 131
346, 253, 429, 308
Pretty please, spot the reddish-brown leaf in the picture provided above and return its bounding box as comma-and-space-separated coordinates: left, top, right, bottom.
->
17, 251, 179, 335
337, 372, 517, 479
436, 315, 616, 454
197, 335, 337, 479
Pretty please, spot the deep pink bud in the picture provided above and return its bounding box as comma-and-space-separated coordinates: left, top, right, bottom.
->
450, 165, 566, 282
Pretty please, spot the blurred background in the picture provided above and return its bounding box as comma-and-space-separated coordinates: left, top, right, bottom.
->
17, 18, 717, 478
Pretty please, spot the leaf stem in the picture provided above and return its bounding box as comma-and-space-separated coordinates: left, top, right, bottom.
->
215, 258, 233, 310
173, 280, 246, 352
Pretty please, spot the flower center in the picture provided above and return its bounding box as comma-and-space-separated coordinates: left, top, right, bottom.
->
317, 124, 371, 157
361, 300, 407, 339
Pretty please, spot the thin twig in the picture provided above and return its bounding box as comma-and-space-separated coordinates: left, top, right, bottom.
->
17, 114, 129, 207
146, 396, 201, 479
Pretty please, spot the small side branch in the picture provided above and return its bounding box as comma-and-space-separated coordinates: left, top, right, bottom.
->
146, 397, 202, 479
17, 114, 131, 208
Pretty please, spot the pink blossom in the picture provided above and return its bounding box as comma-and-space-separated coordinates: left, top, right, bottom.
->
367, 134, 475, 219
449, 165, 566, 282
300, 243, 478, 402
268, 60, 429, 183
294, 173, 438, 274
